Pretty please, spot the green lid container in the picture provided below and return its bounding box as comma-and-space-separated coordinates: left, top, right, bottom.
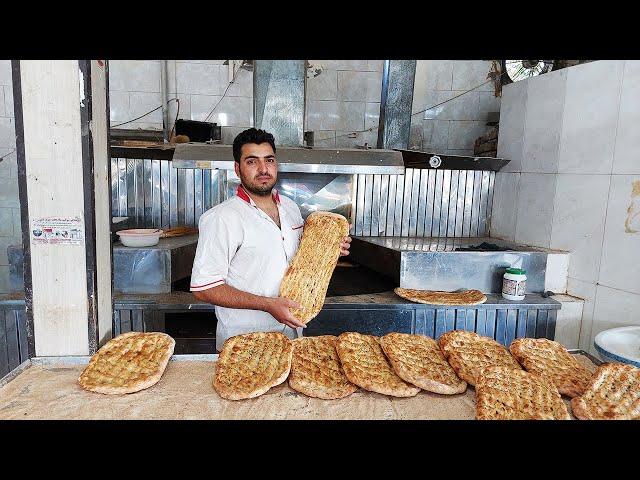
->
506, 267, 526, 275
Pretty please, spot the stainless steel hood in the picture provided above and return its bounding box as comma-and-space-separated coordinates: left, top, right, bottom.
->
171, 143, 405, 174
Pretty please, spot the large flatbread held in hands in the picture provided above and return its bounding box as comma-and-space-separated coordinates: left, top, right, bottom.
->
509, 337, 593, 398
438, 330, 521, 386
288, 335, 358, 399
476, 366, 571, 420
279, 211, 350, 324
213, 332, 293, 400
335, 332, 420, 397
395, 287, 487, 306
571, 363, 640, 420
78, 332, 175, 394
380, 332, 467, 394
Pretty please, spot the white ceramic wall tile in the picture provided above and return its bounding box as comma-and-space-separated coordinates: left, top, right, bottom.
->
336, 101, 365, 131
176, 62, 226, 96
121, 122, 162, 131
521, 69, 567, 173
0, 148, 15, 178
313, 131, 336, 147
478, 90, 501, 116
307, 69, 337, 101
0, 265, 10, 294
202, 96, 252, 127
336, 71, 366, 102
0, 208, 13, 236
424, 90, 480, 121
0, 88, 5, 117
12, 208, 20, 236
0, 236, 19, 265
423, 60, 453, 91
612, 61, 640, 174
0, 60, 12, 86
550, 174, 610, 283
0, 117, 15, 148
227, 68, 253, 98
334, 60, 369, 71
545, 253, 569, 293
335, 130, 376, 148
306, 101, 338, 131
490, 172, 520, 241
515, 173, 557, 247
598, 174, 640, 295
129, 92, 163, 124
188, 95, 221, 122
166, 60, 177, 95
108, 91, 129, 123
365, 71, 382, 103
175, 60, 226, 65
169, 94, 191, 123
422, 120, 449, 150
0, 178, 19, 208
451, 61, 494, 91
3, 85, 13, 118
409, 122, 422, 150
567, 277, 597, 352
366, 60, 384, 72
558, 60, 624, 174
551, 294, 584, 349
591, 285, 640, 352
448, 121, 486, 149
108, 60, 161, 93
221, 126, 249, 144
496, 80, 527, 172
364, 102, 380, 130
423, 90, 449, 120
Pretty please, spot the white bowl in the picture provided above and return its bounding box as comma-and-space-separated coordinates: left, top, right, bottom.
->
594, 326, 640, 368
116, 228, 163, 247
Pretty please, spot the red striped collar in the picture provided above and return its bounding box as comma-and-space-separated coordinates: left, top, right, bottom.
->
236, 184, 280, 205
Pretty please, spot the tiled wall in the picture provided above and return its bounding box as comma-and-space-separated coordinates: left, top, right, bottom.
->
0, 60, 19, 294
410, 60, 500, 155
491, 60, 640, 354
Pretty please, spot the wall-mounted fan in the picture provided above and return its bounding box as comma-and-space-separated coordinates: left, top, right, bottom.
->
501, 60, 554, 84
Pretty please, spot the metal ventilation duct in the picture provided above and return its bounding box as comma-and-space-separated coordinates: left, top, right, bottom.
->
253, 60, 306, 146
377, 60, 417, 150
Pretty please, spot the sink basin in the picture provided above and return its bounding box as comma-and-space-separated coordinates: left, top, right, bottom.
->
594, 326, 640, 368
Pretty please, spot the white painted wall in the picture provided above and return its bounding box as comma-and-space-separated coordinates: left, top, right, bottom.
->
0, 60, 19, 295
492, 60, 640, 354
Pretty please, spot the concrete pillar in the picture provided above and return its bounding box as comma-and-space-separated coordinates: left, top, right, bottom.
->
12, 60, 113, 356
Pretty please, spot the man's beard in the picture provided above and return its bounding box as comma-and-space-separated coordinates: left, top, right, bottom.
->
240, 172, 277, 196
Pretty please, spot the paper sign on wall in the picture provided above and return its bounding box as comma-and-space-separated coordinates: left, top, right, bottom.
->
31, 216, 85, 245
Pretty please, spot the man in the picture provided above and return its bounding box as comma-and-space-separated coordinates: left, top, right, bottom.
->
190, 128, 352, 351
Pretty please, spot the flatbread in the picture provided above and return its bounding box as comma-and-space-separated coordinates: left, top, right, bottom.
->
509, 338, 592, 398
78, 332, 175, 395
335, 332, 420, 398
288, 335, 358, 399
213, 332, 293, 400
571, 363, 640, 420
160, 226, 198, 238
380, 333, 467, 394
394, 287, 487, 306
438, 330, 521, 386
476, 366, 571, 420
279, 212, 350, 324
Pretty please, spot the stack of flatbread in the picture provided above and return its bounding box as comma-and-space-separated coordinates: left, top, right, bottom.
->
438, 330, 522, 386
213, 332, 293, 400
335, 332, 420, 397
78, 332, 175, 394
395, 287, 487, 306
279, 212, 349, 324
509, 338, 593, 397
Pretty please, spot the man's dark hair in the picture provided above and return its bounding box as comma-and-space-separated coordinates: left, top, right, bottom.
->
232, 128, 276, 162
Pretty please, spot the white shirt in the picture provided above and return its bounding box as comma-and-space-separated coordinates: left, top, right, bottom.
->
190, 185, 305, 351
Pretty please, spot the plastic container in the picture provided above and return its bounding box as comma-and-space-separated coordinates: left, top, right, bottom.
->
116, 229, 163, 247
501, 267, 526, 301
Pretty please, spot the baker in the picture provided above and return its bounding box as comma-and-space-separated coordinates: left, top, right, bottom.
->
190, 128, 352, 352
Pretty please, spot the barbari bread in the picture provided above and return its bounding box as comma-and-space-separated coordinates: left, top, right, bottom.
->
476, 366, 571, 420
213, 332, 293, 400
395, 288, 487, 306
438, 330, 521, 386
380, 333, 467, 394
288, 336, 358, 399
279, 212, 349, 324
78, 332, 175, 395
571, 363, 640, 420
335, 332, 420, 397
509, 338, 592, 397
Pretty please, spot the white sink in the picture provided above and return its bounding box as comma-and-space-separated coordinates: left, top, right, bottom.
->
594, 326, 640, 368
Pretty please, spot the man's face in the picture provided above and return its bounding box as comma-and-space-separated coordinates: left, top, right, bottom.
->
234, 142, 278, 196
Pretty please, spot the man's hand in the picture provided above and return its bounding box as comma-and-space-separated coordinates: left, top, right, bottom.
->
339, 236, 352, 257
265, 297, 307, 329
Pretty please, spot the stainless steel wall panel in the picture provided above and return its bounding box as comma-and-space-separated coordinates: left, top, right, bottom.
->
438, 169, 451, 237
400, 170, 413, 236
495, 309, 507, 344
143, 159, 153, 227
409, 169, 421, 236
435, 309, 446, 339
445, 309, 455, 332
194, 169, 204, 225
465, 309, 476, 332
355, 174, 365, 236
536, 310, 549, 339
470, 171, 482, 237
446, 170, 459, 237
516, 309, 527, 339
378, 175, 389, 235
431, 170, 443, 237
485, 309, 496, 339
203, 169, 212, 213
161, 160, 170, 227
176, 169, 186, 226
416, 169, 428, 237
363, 174, 374, 236
487, 172, 495, 235
454, 171, 466, 237
475, 309, 487, 336
546, 310, 557, 340
478, 170, 490, 236
462, 170, 474, 237
386, 174, 397, 236
505, 309, 518, 347
526, 310, 537, 338
152, 160, 161, 227
126, 159, 136, 224
424, 309, 435, 338
111, 159, 118, 216
454, 309, 465, 330
393, 174, 405, 236
170, 163, 178, 227
424, 170, 435, 237
185, 168, 195, 227
371, 175, 381, 236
